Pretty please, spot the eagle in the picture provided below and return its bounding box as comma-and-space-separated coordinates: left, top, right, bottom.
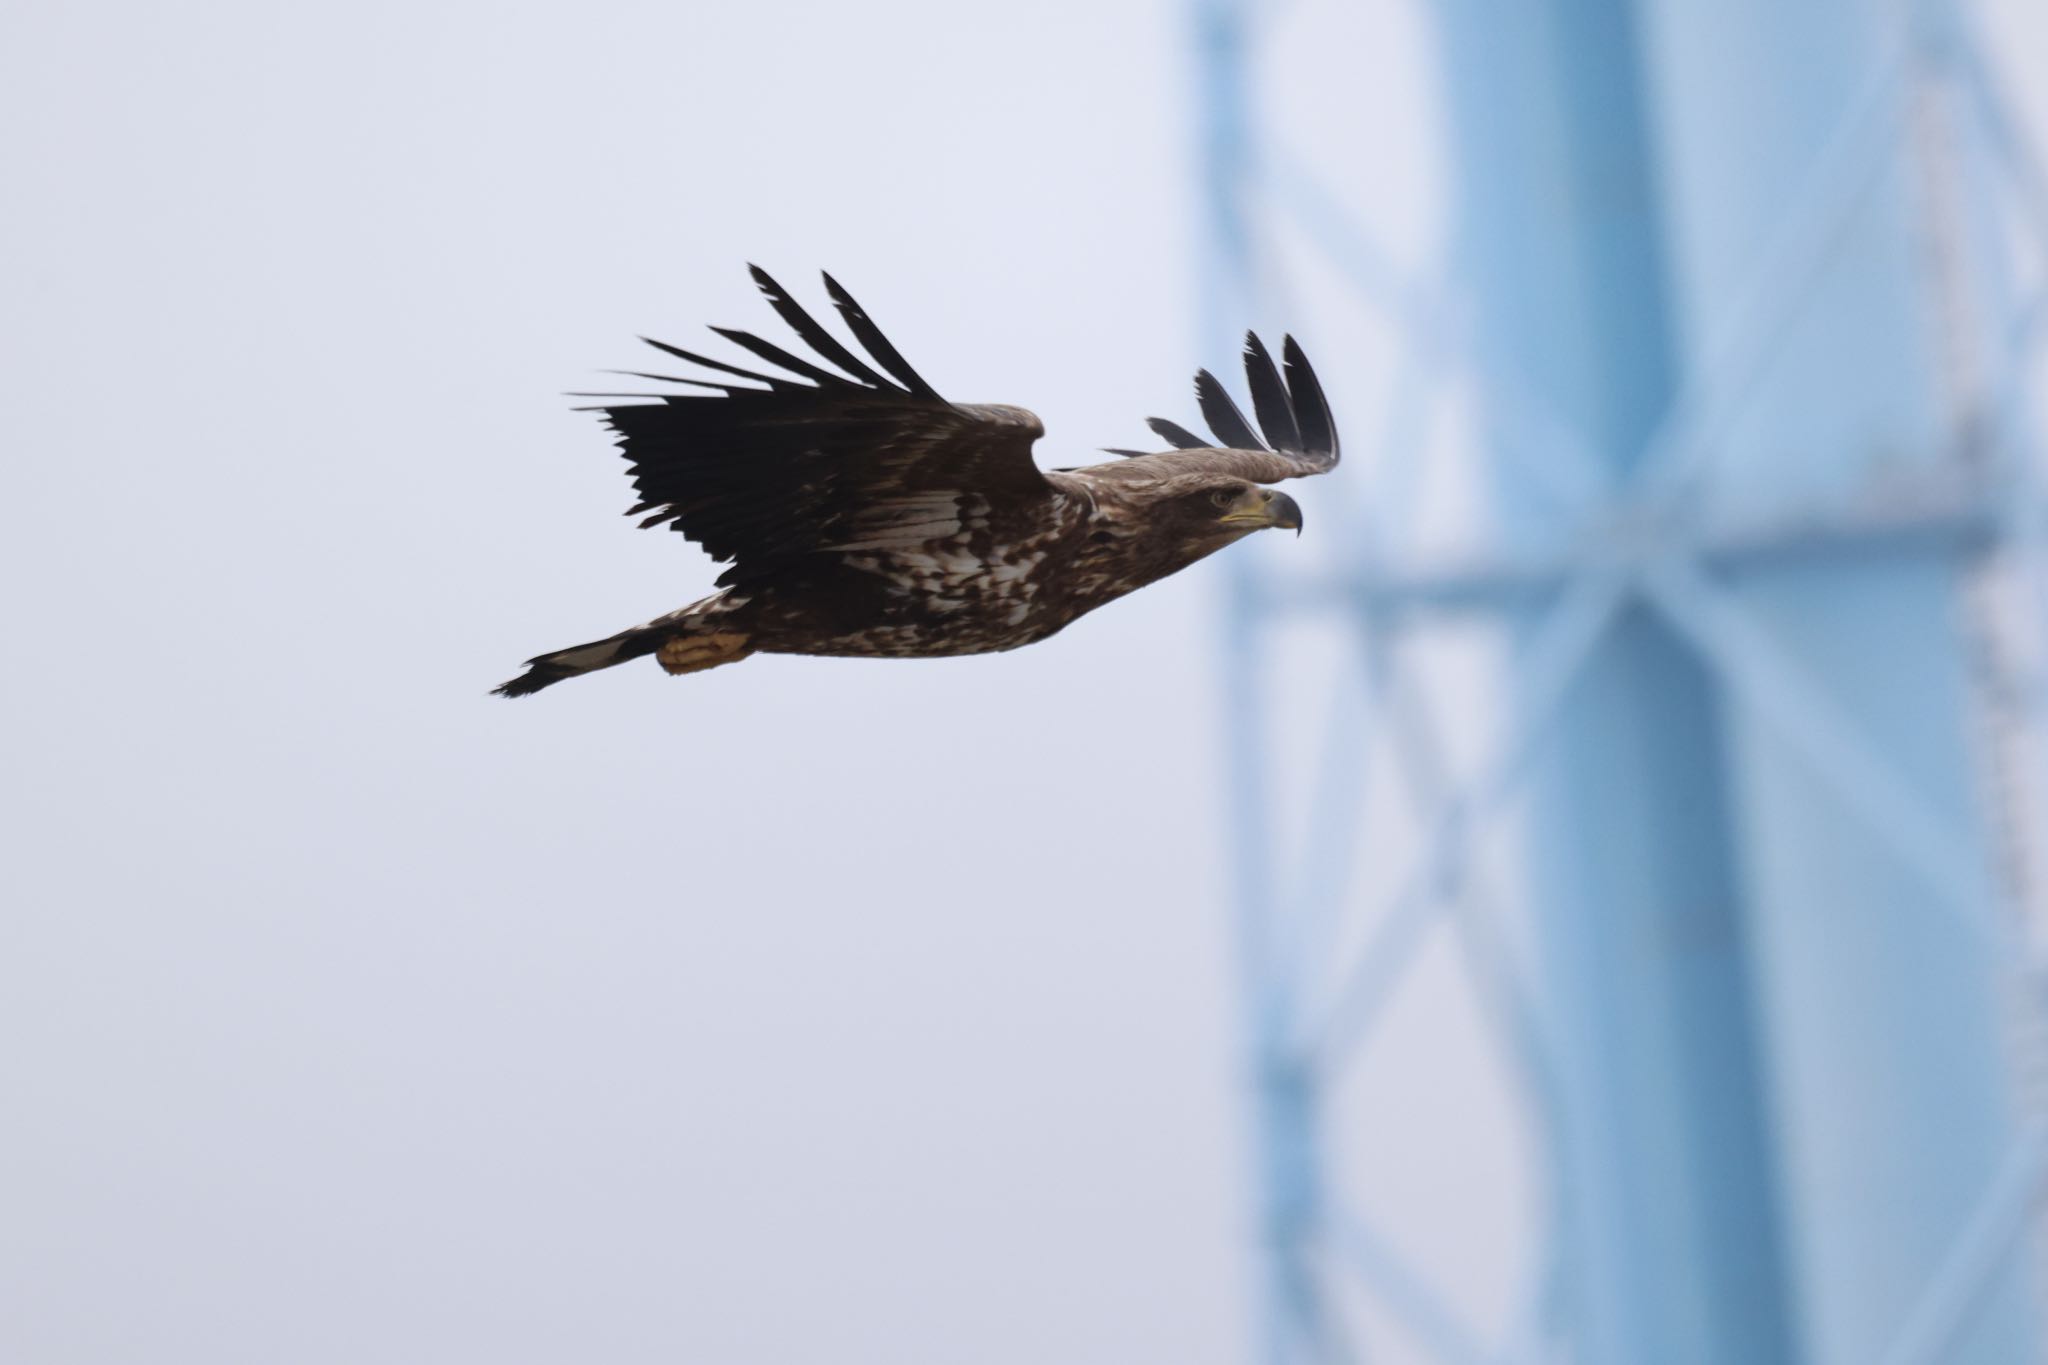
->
494, 267, 1340, 696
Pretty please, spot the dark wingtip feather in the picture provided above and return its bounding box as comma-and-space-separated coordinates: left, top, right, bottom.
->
600, 369, 733, 391
1145, 336, 1340, 476
1102, 447, 1154, 458
821, 272, 940, 398
1146, 417, 1210, 450
639, 335, 783, 385
1241, 332, 1303, 454
708, 326, 847, 387
1194, 369, 1266, 451
1280, 334, 1339, 463
746, 266, 895, 389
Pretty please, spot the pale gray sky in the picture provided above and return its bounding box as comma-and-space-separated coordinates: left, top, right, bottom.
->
0, 4, 1281, 1361
4, 2, 2047, 1363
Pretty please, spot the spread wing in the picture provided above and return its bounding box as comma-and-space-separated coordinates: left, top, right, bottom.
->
1138, 332, 1340, 482
576, 267, 1054, 585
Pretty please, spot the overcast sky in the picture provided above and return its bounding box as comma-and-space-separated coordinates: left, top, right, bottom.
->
4, 2, 2047, 1364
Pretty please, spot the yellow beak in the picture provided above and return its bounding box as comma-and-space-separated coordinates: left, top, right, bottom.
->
1220, 487, 1304, 535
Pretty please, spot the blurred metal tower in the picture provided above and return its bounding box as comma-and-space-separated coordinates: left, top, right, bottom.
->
1199, 1, 2048, 1362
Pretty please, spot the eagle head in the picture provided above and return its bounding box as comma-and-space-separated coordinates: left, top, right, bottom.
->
1073, 467, 1305, 599
1126, 469, 1301, 537
1192, 479, 1304, 538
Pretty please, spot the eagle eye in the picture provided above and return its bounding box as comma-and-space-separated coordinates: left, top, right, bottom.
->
1210, 487, 1242, 510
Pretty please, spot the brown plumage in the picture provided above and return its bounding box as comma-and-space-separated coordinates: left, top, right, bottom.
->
493, 267, 1340, 697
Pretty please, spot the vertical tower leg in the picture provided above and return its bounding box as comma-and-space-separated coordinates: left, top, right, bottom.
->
1431, 4, 1797, 1362
1636, 1, 2040, 1360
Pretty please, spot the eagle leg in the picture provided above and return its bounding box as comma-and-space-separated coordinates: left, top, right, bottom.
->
656, 630, 754, 676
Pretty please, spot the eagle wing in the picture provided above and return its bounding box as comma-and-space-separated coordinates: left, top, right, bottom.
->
1140, 332, 1341, 481
579, 268, 1054, 585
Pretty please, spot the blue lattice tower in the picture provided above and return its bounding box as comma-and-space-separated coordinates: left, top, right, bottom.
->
1197, 0, 2048, 1361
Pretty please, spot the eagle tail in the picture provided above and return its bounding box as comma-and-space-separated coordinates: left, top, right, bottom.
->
492, 607, 754, 697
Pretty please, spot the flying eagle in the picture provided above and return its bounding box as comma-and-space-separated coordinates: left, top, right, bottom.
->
494, 268, 1340, 696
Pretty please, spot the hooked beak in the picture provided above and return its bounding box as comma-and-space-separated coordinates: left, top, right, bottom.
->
1220, 486, 1304, 536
